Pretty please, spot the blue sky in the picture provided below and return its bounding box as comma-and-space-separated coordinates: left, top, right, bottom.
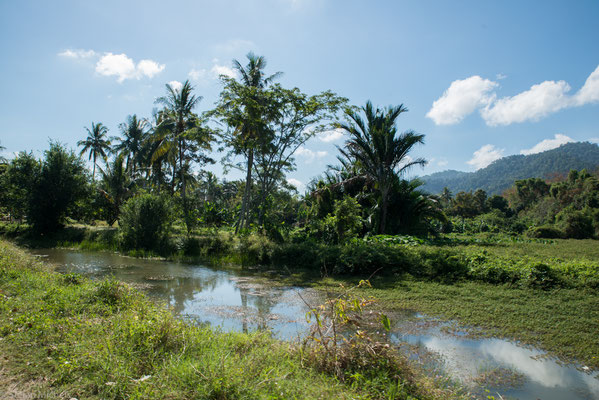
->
1, 0, 598, 191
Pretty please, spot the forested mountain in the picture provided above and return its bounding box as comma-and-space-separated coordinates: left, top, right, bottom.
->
420, 142, 599, 195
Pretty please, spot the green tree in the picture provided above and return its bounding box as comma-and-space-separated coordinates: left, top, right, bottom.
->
113, 115, 149, 177
337, 101, 426, 234
28, 142, 90, 233
215, 52, 281, 234
252, 85, 346, 227
97, 154, 133, 226
119, 193, 174, 251
154, 80, 213, 233
0, 152, 40, 222
78, 122, 111, 181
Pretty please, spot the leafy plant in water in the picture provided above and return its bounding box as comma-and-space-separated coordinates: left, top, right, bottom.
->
300, 279, 399, 382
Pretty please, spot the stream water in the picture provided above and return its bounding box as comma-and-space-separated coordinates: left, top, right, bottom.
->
31, 248, 599, 400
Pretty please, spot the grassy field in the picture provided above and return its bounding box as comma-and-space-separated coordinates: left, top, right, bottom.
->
308, 236, 599, 371
0, 239, 463, 400
2, 223, 598, 373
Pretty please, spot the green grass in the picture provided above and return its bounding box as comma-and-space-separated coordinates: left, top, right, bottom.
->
312, 275, 599, 371
0, 239, 459, 400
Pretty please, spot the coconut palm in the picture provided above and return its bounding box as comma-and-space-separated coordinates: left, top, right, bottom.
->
154, 80, 203, 233
229, 52, 282, 233
78, 122, 111, 181
113, 115, 149, 177
337, 101, 426, 234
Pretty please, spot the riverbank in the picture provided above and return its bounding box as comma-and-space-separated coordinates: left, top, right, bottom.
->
3, 224, 599, 371
0, 239, 460, 399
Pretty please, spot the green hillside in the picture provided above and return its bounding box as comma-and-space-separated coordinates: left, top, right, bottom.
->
420, 142, 599, 195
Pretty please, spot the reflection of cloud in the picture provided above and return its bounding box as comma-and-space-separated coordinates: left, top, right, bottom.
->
480, 340, 570, 387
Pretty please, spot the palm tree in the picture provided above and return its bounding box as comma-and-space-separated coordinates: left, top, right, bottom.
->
154, 80, 202, 233
78, 122, 111, 181
337, 101, 426, 234
113, 115, 149, 177
230, 52, 282, 233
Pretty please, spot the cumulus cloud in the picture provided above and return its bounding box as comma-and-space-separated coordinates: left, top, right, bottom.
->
317, 128, 345, 143
428, 65, 599, 126
211, 64, 236, 78
168, 80, 183, 92
95, 53, 165, 83
467, 144, 504, 170
481, 80, 572, 126
188, 68, 207, 81
437, 159, 449, 167
296, 146, 327, 162
58, 49, 97, 59
286, 178, 304, 191
574, 65, 599, 105
520, 134, 573, 155
426, 76, 497, 125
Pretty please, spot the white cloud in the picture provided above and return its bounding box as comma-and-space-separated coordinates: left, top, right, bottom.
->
136, 59, 165, 79
426, 76, 498, 125
467, 144, 504, 170
95, 53, 164, 83
520, 134, 573, 155
296, 146, 327, 162
211, 64, 236, 78
574, 65, 599, 105
481, 80, 572, 126
188, 68, 207, 81
437, 159, 448, 167
589, 137, 599, 144
429, 65, 599, 126
168, 80, 183, 92
286, 178, 305, 191
317, 128, 345, 143
58, 49, 96, 59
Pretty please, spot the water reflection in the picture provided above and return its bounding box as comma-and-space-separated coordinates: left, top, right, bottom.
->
394, 321, 599, 400
32, 248, 314, 340
32, 248, 599, 400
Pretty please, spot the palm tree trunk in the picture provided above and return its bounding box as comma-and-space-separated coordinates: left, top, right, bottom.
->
92, 154, 96, 183
380, 186, 389, 234
179, 137, 190, 235
235, 149, 253, 234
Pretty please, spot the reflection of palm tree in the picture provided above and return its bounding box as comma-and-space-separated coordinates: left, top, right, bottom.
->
78, 122, 111, 181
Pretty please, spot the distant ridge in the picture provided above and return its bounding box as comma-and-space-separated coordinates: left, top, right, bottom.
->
420, 142, 599, 195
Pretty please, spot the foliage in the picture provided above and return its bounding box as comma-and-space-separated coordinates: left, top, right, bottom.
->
119, 193, 175, 252
1, 239, 452, 400
336, 101, 426, 234
0, 151, 39, 222
28, 142, 90, 233
421, 141, 599, 195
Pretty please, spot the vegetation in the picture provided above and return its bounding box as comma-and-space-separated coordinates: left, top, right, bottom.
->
0, 239, 458, 399
421, 141, 599, 195
1, 51, 599, 395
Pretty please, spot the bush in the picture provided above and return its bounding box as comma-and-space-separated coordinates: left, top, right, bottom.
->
521, 263, 559, 289
119, 194, 174, 252
527, 225, 564, 239
556, 209, 594, 239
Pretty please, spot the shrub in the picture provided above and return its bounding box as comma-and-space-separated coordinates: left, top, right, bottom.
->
119, 194, 174, 252
556, 209, 594, 239
521, 263, 559, 289
527, 225, 564, 239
